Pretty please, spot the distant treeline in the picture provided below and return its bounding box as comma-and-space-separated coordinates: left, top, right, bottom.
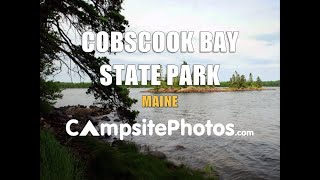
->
56, 82, 92, 88
219, 80, 280, 87
56, 80, 280, 89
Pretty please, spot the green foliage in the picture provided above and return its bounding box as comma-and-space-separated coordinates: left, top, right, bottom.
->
248, 73, 253, 86
56, 82, 91, 89
228, 72, 265, 89
40, 129, 218, 180
173, 77, 180, 87
219, 81, 230, 87
40, 0, 138, 123
256, 76, 262, 88
261, 80, 280, 87
76, 137, 216, 180
203, 164, 216, 177
40, 78, 62, 114
40, 130, 83, 180
240, 75, 246, 87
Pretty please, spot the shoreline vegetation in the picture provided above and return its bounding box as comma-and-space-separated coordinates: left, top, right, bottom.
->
54, 69, 279, 93
41, 105, 218, 179
54, 80, 280, 89
142, 86, 269, 93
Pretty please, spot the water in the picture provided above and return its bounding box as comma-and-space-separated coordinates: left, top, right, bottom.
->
56, 88, 280, 180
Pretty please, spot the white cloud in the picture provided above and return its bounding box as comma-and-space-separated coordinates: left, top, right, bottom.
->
52, 0, 280, 82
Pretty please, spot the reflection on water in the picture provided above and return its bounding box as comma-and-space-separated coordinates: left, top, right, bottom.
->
56, 88, 280, 180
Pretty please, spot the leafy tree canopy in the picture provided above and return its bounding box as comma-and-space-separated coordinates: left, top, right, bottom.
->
40, 0, 138, 123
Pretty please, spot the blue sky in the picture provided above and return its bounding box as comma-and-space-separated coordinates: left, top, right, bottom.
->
50, 0, 280, 82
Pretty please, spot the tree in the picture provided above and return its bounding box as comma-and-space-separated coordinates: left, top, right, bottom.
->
40, 0, 138, 123
240, 75, 246, 88
173, 77, 180, 87
233, 71, 241, 88
40, 53, 62, 113
256, 76, 262, 88
230, 74, 236, 88
181, 61, 188, 87
40, 78, 62, 114
158, 64, 163, 81
248, 73, 253, 87
158, 64, 167, 88
236, 73, 240, 83
228, 71, 250, 88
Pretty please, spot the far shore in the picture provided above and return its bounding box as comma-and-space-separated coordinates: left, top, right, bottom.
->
141, 87, 275, 93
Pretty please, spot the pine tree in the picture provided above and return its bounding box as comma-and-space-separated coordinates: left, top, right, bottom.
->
235, 72, 241, 88
240, 75, 246, 88
173, 77, 179, 87
256, 76, 262, 88
230, 74, 235, 88
158, 64, 162, 81
248, 73, 253, 87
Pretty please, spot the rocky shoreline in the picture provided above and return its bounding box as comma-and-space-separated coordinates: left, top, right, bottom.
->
40, 105, 179, 162
40, 105, 219, 179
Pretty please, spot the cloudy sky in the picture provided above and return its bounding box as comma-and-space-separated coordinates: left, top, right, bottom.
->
51, 0, 280, 82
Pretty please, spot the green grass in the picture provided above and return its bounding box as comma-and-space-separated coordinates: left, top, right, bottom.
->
40, 130, 84, 180
77, 137, 217, 180
40, 130, 217, 180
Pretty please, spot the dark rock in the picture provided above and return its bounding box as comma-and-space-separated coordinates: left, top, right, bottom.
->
169, 159, 182, 167
112, 140, 125, 147
175, 145, 186, 150
57, 111, 65, 117
91, 120, 99, 126
89, 116, 97, 121
167, 161, 179, 170
148, 151, 166, 160
51, 109, 64, 117
89, 105, 97, 109
114, 118, 121, 122
101, 116, 111, 121
104, 133, 111, 139
43, 122, 51, 129
88, 117, 98, 125
72, 108, 93, 118
90, 111, 99, 116
103, 109, 111, 114
71, 125, 83, 132
65, 107, 75, 115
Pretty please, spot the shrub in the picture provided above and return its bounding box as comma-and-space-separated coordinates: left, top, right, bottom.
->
40, 130, 83, 180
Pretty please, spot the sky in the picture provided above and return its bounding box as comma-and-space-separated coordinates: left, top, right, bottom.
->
50, 0, 280, 82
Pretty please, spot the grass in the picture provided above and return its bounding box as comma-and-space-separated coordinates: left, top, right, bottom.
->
76, 137, 217, 180
40, 129, 217, 180
40, 130, 84, 180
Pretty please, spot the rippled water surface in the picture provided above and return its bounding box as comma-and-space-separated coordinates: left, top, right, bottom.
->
56, 88, 280, 180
